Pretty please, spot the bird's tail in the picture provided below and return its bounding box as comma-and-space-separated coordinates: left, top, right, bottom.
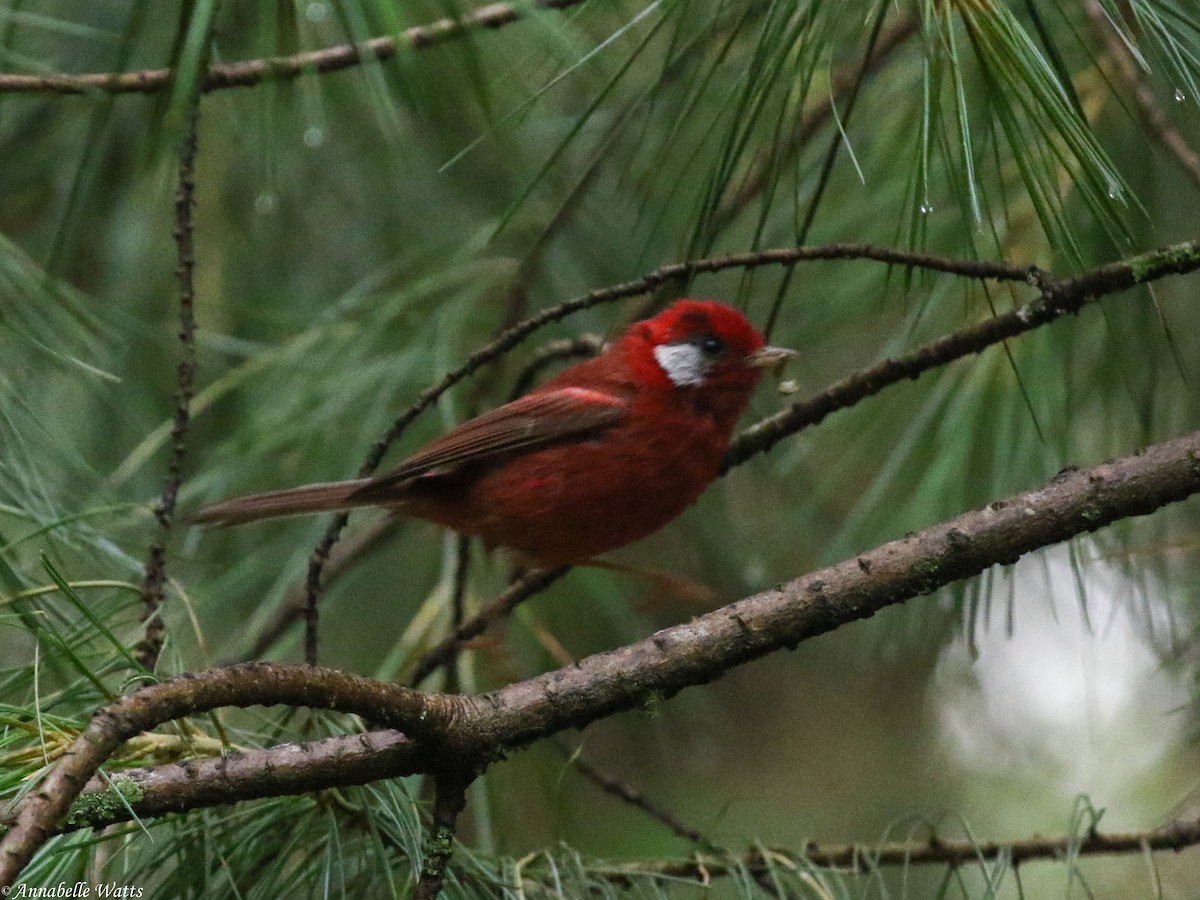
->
189, 479, 374, 527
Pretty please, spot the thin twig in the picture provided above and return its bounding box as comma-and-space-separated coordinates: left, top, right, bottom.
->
508, 335, 604, 400
408, 567, 570, 687
235, 516, 401, 663
136, 106, 202, 672
414, 774, 472, 900
557, 741, 722, 853
724, 239, 1200, 470
589, 815, 1200, 880
444, 535, 473, 695
0, 0, 589, 96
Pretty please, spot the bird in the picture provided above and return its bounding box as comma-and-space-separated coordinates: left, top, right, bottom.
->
192, 300, 793, 567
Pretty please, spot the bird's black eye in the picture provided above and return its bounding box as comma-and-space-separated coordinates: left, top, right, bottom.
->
698, 335, 725, 357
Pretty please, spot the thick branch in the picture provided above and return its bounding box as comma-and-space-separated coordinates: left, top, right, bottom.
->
4, 431, 1199, 881
465, 429, 1200, 750
0, 663, 465, 885
0, 730, 423, 834
0, 0, 588, 96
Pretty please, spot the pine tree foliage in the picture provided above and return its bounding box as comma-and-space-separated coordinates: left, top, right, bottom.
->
0, 0, 1199, 897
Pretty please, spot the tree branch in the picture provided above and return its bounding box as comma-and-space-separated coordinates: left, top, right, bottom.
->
0, 730, 424, 835
463, 428, 1200, 750
591, 814, 1200, 882
236, 516, 402, 662
136, 94, 203, 672
0, 0, 589, 96
0, 663, 467, 885
3, 429, 1199, 881
557, 741, 722, 852
724, 239, 1200, 470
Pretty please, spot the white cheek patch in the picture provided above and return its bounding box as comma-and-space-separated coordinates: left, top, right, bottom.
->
653, 343, 708, 387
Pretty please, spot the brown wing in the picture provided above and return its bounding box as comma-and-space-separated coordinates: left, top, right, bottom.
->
350, 386, 627, 502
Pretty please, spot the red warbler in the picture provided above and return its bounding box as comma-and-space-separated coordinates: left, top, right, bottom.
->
193, 300, 793, 566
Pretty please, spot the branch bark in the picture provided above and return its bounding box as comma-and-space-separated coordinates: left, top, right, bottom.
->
725, 240, 1200, 470
0, 664, 469, 884
137, 95, 203, 672
0, 730, 424, 834
593, 814, 1200, 881
4, 428, 1199, 884
0, 0, 589, 96
462, 429, 1200, 749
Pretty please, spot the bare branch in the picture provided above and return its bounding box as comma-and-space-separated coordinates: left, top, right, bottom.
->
0, 663, 464, 884
508, 335, 605, 401
0, 730, 423, 834
137, 97, 203, 671
591, 815, 1200, 881
237, 516, 402, 663
725, 240, 1200, 470
465, 429, 1200, 749
4, 430, 1199, 881
0, 0, 589, 96
409, 567, 570, 687
558, 741, 722, 852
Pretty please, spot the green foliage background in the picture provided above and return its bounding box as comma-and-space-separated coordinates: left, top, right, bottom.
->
1, 0, 1199, 896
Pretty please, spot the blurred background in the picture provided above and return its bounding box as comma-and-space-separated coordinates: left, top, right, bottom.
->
1, 0, 1199, 896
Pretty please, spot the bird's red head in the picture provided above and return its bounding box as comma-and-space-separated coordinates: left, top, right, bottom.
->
625, 300, 789, 396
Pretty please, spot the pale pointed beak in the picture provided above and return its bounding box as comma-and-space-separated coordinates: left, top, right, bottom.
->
745, 346, 797, 370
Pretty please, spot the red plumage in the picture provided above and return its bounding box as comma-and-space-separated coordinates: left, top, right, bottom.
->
192, 300, 792, 566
